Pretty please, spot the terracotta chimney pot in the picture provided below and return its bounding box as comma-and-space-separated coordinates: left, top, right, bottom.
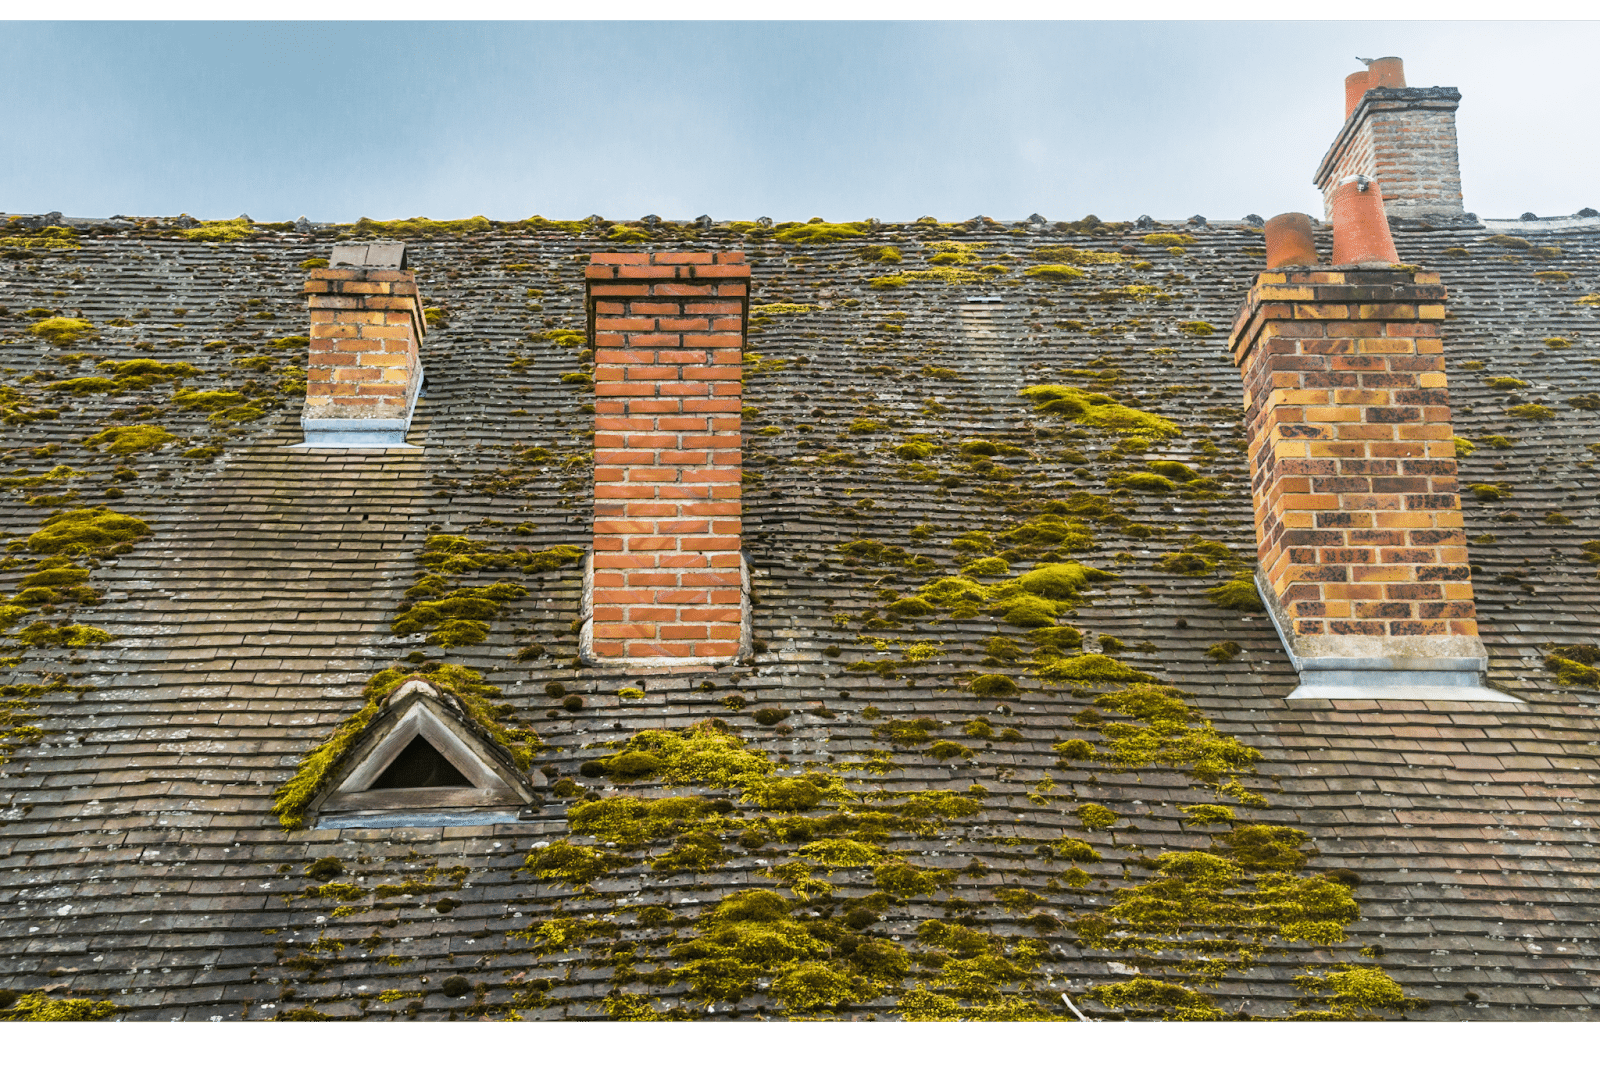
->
1329, 176, 1399, 267
1344, 70, 1375, 118
1367, 56, 1406, 89
1263, 212, 1319, 269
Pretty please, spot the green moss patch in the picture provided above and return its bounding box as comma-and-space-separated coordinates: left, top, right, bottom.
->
1035, 653, 1154, 685
1030, 245, 1123, 266
1205, 577, 1262, 611
1023, 264, 1086, 283
178, 218, 257, 242
83, 424, 179, 456
28, 508, 149, 557
345, 215, 492, 239
772, 220, 869, 243
10, 622, 113, 648
27, 316, 96, 346
0, 991, 119, 1021
1018, 384, 1179, 438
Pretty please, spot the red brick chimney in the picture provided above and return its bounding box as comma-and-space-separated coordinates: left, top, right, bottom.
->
300, 241, 426, 447
1315, 57, 1467, 221
583, 251, 750, 664
1228, 213, 1507, 701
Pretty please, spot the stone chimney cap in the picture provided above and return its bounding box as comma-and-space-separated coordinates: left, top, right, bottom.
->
330, 241, 408, 269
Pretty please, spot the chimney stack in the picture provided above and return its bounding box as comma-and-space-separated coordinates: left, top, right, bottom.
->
300, 241, 426, 447
1315, 57, 1467, 221
584, 251, 750, 665
1227, 208, 1509, 701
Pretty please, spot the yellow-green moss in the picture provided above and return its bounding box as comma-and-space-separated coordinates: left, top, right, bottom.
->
1205, 577, 1262, 611
345, 215, 492, 239
899, 266, 985, 285
1291, 965, 1425, 1019
10, 622, 113, 648
178, 218, 257, 242
1030, 245, 1123, 266
82, 424, 179, 456
1545, 646, 1600, 687
1023, 264, 1086, 283
1086, 978, 1220, 1020
970, 673, 1019, 698
1109, 471, 1176, 493
27, 317, 95, 347
750, 303, 818, 317
521, 841, 616, 887
772, 220, 869, 243
0, 992, 119, 1021
1036, 654, 1154, 685
97, 358, 200, 388
27, 509, 149, 557
1018, 384, 1179, 438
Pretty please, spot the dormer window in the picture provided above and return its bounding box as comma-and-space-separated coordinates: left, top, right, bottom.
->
304, 678, 545, 829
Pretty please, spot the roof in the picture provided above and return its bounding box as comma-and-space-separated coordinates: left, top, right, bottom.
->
0, 212, 1597, 1021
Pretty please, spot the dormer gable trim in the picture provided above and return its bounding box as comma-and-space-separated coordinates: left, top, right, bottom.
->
305, 678, 543, 827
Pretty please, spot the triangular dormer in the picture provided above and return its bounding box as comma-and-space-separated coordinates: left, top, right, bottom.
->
306, 678, 544, 829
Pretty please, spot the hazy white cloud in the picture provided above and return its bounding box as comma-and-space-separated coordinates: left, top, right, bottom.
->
2, 21, 1595, 223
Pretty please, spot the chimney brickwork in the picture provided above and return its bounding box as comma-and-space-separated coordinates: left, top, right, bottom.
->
1314, 59, 1465, 221
302, 242, 426, 446
585, 251, 749, 662
1228, 268, 1485, 668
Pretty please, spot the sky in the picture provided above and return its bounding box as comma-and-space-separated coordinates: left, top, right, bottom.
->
3, 19, 1599, 226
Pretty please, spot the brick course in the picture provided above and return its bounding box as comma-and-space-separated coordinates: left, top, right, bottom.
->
1228, 268, 1485, 664
303, 267, 426, 420
585, 251, 749, 660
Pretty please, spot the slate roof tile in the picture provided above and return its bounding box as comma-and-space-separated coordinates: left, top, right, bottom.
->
0, 214, 1598, 1020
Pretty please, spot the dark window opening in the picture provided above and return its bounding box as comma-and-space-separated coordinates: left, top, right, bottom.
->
371, 735, 472, 789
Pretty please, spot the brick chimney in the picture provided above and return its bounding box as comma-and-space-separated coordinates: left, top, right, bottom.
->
1314, 57, 1467, 221
583, 251, 750, 665
299, 241, 426, 447
1228, 214, 1510, 701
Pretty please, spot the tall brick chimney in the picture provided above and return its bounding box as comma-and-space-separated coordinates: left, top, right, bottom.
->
1228, 213, 1510, 701
1314, 57, 1467, 221
582, 251, 750, 665
299, 241, 426, 447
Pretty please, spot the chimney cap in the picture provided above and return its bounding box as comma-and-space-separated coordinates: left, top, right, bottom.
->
330, 241, 408, 269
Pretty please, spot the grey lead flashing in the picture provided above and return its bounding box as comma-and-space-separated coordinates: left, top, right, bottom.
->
317, 809, 529, 830
1288, 669, 1521, 703
1254, 570, 1520, 703
291, 367, 425, 449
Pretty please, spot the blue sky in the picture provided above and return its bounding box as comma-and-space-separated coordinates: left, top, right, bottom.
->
3, 20, 1598, 224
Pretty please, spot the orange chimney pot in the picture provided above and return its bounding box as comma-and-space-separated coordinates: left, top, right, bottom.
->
1263, 212, 1319, 269
1344, 71, 1375, 118
1329, 176, 1399, 267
